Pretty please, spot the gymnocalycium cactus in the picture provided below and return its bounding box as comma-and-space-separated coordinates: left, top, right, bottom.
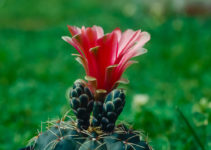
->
23, 25, 151, 150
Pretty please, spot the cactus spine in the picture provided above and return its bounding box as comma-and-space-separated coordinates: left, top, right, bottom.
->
24, 80, 151, 150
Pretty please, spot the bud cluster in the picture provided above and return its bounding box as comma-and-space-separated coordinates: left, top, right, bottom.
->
69, 81, 94, 130
69, 80, 125, 132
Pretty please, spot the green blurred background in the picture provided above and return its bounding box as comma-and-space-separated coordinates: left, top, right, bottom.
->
0, 0, 210, 149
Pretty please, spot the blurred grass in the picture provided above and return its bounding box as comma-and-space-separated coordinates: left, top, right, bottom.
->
0, 0, 211, 149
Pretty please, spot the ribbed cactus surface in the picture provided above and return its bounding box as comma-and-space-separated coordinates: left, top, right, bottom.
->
22, 80, 151, 150
27, 120, 151, 150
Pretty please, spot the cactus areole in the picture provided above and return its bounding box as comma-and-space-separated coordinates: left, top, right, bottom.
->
24, 26, 151, 150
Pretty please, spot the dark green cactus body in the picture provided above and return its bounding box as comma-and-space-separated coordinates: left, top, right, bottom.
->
31, 120, 151, 150
69, 81, 94, 130
34, 122, 85, 150
24, 81, 152, 150
101, 89, 125, 132
106, 124, 150, 150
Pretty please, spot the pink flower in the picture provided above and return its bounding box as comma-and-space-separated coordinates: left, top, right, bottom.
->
62, 25, 150, 94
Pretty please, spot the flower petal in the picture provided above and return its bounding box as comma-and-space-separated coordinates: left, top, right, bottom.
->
63, 26, 150, 94
114, 60, 138, 85
113, 28, 122, 42
68, 25, 81, 36
93, 25, 104, 38
75, 56, 88, 73
118, 29, 141, 56
85, 75, 97, 92
95, 89, 107, 101
112, 78, 129, 89
105, 64, 118, 90
62, 36, 84, 56
89, 46, 100, 57
126, 32, 150, 54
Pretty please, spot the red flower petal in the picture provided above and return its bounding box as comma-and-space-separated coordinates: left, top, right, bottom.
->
67, 25, 81, 36
63, 25, 150, 95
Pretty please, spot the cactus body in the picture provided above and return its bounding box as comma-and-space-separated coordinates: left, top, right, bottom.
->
30, 121, 151, 150
24, 81, 152, 150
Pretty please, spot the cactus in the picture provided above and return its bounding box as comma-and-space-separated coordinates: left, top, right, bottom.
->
27, 118, 151, 150
21, 26, 152, 150
24, 81, 151, 150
